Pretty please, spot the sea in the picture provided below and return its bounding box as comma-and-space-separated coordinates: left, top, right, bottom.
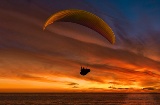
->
0, 93, 160, 105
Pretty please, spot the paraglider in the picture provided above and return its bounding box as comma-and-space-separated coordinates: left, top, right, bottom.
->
80, 67, 90, 76
43, 9, 115, 76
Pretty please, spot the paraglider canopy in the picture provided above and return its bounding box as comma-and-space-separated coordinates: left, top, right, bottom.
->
43, 9, 115, 44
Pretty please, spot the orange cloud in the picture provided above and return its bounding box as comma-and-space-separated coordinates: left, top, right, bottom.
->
0, 0, 160, 93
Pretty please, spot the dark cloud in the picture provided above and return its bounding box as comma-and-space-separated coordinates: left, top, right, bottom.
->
67, 82, 79, 86
117, 88, 129, 90
88, 87, 104, 90
72, 86, 79, 88
142, 87, 156, 90
108, 86, 131, 90
108, 86, 116, 89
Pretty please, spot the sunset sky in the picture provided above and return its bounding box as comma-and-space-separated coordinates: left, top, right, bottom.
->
0, 0, 160, 93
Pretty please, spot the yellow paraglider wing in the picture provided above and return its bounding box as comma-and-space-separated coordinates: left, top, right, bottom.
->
43, 9, 115, 44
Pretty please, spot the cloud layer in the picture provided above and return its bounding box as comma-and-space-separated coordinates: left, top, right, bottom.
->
0, 0, 160, 92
